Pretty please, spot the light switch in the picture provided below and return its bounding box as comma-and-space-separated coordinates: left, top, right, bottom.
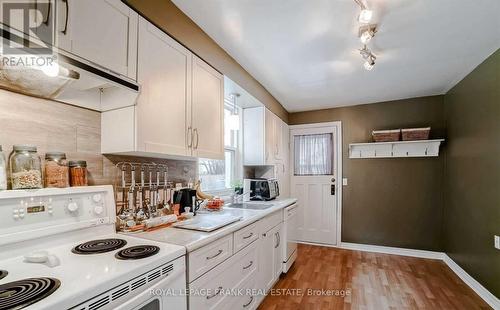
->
495, 235, 500, 250
342, 178, 348, 186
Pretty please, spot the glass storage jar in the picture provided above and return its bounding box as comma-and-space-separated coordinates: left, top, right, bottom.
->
9, 145, 43, 189
45, 152, 69, 188
0, 145, 7, 190
69, 160, 88, 186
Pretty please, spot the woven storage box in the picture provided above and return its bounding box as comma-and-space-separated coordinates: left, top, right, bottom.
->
372, 129, 401, 142
401, 127, 430, 141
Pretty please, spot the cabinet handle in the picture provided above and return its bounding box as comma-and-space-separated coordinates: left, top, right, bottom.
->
275, 232, 280, 248
243, 296, 254, 308
193, 128, 199, 149
242, 260, 253, 270
187, 126, 193, 148
61, 0, 69, 35
42, 0, 51, 26
206, 249, 223, 260
242, 232, 253, 239
206, 286, 223, 300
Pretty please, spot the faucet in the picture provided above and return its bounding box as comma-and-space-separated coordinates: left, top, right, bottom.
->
231, 191, 251, 204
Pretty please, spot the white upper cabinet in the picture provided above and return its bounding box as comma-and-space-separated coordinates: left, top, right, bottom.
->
56, 0, 138, 80
101, 17, 224, 160
135, 17, 191, 157
243, 106, 287, 165
191, 55, 224, 160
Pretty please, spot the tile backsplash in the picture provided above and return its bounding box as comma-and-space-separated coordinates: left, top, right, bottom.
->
0, 89, 196, 186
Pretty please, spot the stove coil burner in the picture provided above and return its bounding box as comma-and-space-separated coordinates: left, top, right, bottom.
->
0, 271, 7, 281
0, 277, 60, 310
72, 238, 127, 255
115, 245, 160, 260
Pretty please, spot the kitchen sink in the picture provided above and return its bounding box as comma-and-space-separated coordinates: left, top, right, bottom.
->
226, 203, 274, 210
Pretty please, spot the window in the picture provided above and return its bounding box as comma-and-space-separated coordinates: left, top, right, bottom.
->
198, 101, 242, 192
293, 133, 333, 175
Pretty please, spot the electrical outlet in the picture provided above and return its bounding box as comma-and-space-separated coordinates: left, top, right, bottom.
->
342, 178, 348, 186
495, 235, 500, 250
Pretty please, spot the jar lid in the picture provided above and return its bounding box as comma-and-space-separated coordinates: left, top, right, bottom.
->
45, 152, 67, 160
13, 144, 37, 152
69, 160, 87, 167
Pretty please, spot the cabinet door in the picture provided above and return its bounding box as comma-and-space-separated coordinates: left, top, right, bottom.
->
191, 55, 224, 160
278, 122, 290, 198
274, 223, 284, 280
135, 18, 191, 156
259, 227, 276, 292
274, 117, 284, 161
265, 109, 276, 165
56, 0, 138, 79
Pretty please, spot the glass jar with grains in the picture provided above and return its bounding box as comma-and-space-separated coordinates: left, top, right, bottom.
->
69, 160, 88, 186
0, 145, 7, 190
9, 145, 43, 189
45, 152, 69, 188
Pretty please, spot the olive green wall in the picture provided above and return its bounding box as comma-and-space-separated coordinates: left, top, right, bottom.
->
124, 0, 288, 122
289, 96, 446, 251
443, 49, 500, 297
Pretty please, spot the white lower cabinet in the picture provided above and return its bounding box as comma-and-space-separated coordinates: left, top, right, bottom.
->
189, 239, 258, 310
187, 210, 285, 309
259, 221, 284, 293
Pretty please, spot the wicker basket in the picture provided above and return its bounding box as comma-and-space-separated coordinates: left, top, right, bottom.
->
372, 129, 401, 142
401, 127, 430, 141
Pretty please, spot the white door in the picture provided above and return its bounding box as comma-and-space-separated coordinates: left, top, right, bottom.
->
191, 55, 224, 160
57, 0, 138, 79
135, 17, 191, 156
290, 123, 341, 245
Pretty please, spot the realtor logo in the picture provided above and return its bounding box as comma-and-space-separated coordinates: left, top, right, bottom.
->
1, 1, 54, 55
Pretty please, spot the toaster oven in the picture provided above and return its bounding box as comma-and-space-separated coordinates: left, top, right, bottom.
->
243, 178, 280, 201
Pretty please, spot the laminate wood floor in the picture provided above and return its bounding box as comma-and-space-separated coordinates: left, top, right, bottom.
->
259, 244, 491, 310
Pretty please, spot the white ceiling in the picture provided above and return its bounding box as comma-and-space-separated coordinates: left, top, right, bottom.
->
173, 0, 500, 112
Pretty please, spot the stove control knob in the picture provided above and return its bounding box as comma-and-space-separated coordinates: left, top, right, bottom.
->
67, 202, 79, 212
93, 205, 104, 215
92, 194, 102, 203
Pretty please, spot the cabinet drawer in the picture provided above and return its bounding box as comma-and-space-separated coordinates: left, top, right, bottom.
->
189, 234, 233, 282
260, 210, 283, 233
234, 222, 259, 253
190, 240, 258, 310
222, 274, 258, 310
233, 240, 258, 280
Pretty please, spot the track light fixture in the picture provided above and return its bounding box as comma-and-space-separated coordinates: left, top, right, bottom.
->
354, 0, 378, 70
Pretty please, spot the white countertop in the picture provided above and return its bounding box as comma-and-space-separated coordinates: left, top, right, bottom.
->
125, 198, 297, 252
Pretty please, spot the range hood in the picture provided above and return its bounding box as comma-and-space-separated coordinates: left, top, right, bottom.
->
0, 28, 139, 111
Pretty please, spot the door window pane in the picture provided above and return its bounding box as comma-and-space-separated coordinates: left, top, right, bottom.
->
294, 133, 333, 175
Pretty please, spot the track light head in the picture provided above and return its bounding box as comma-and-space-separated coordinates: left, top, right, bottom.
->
359, 25, 377, 44
364, 60, 375, 71
358, 9, 373, 23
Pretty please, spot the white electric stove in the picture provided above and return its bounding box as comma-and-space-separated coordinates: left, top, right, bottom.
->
0, 186, 187, 310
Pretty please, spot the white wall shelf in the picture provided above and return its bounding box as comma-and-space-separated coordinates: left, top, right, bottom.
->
349, 139, 445, 159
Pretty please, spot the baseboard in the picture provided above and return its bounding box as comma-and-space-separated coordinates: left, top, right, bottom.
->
336, 242, 499, 309
340, 242, 445, 260
443, 254, 500, 310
